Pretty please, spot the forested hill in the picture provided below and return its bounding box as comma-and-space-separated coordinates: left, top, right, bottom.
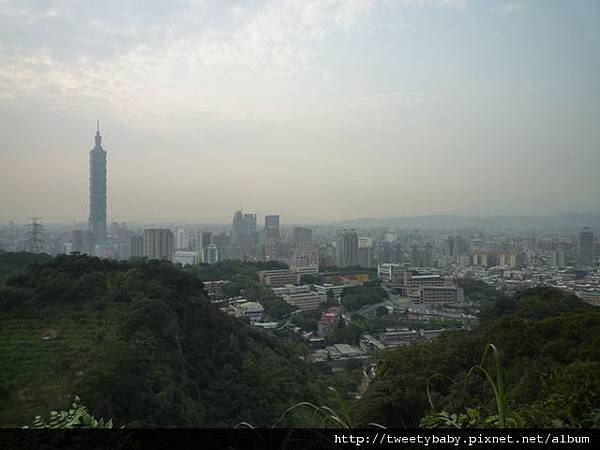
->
2, 252, 599, 429
0, 253, 314, 427
355, 286, 600, 428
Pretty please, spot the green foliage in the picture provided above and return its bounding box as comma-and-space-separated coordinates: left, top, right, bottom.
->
27, 396, 113, 429
355, 285, 600, 428
420, 407, 525, 429
341, 285, 388, 311
187, 261, 295, 319
0, 251, 52, 281
291, 310, 320, 332
0, 254, 317, 427
524, 361, 600, 427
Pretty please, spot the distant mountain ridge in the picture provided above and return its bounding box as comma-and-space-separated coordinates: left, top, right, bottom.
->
338, 213, 600, 230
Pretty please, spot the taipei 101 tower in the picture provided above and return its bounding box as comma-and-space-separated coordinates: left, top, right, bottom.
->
88, 121, 107, 253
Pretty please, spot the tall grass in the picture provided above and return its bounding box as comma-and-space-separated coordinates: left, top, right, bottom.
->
425, 343, 517, 428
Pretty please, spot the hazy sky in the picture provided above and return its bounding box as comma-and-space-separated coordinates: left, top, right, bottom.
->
1, 0, 599, 224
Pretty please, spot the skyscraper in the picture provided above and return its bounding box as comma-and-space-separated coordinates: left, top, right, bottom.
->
576, 227, 594, 267
244, 213, 258, 251
336, 229, 358, 268
231, 210, 258, 259
232, 210, 246, 246
89, 121, 107, 251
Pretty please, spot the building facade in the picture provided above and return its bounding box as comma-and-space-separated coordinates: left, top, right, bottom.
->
143, 228, 174, 260
577, 227, 594, 267
336, 229, 358, 268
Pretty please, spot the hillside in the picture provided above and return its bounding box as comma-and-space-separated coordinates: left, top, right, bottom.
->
2, 253, 599, 428
354, 287, 600, 427
0, 254, 317, 427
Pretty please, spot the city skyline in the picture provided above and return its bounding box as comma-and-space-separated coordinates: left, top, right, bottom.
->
1, 0, 600, 222
1, 1, 600, 435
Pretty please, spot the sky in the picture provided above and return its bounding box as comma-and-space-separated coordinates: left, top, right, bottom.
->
0, 0, 599, 224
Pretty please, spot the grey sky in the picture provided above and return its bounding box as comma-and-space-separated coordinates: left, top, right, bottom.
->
1, 0, 599, 223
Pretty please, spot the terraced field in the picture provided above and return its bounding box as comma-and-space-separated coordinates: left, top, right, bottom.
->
0, 303, 126, 426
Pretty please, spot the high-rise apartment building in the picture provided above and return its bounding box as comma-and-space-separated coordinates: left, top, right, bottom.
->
88, 122, 107, 252
336, 229, 358, 268
201, 231, 213, 249
131, 235, 144, 258
265, 215, 280, 240
143, 228, 174, 260
176, 228, 190, 250
71, 230, 95, 255
202, 244, 219, 264
576, 227, 594, 267
358, 237, 374, 268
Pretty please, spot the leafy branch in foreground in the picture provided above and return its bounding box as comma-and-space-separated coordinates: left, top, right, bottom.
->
25, 396, 113, 429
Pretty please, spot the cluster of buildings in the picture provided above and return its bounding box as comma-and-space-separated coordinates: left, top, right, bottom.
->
1, 125, 598, 315
260, 268, 327, 311
378, 263, 464, 304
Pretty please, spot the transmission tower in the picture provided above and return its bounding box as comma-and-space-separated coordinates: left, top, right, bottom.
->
25, 217, 45, 254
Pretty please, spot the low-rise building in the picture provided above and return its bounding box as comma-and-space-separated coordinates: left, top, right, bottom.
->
282, 291, 326, 311
317, 306, 342, 336
314, 283, 344, 299
414, 285, 464, 304
294, 265, 319, 276
378, 263, 408, 283
232, 301, 265, 323
258, 269, 301, 287
360, 334, 386, 353
172, 250, 199, 266
379, 328, 419, 347
271, 284, 312, 297
577, 289, 600, 307
326, 344, 367, 360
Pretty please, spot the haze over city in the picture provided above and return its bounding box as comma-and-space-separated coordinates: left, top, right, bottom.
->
1, 0, 599, 223
3, 0, 600, 438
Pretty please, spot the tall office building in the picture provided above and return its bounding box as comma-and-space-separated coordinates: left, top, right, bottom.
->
88, 121, 107, 252
143, 228, 174, 260
244, 213, 257, 250
231, 210, 258, 258
576, 227, 594, 267
232, 210, 246, 246
336, 229, 359, 268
